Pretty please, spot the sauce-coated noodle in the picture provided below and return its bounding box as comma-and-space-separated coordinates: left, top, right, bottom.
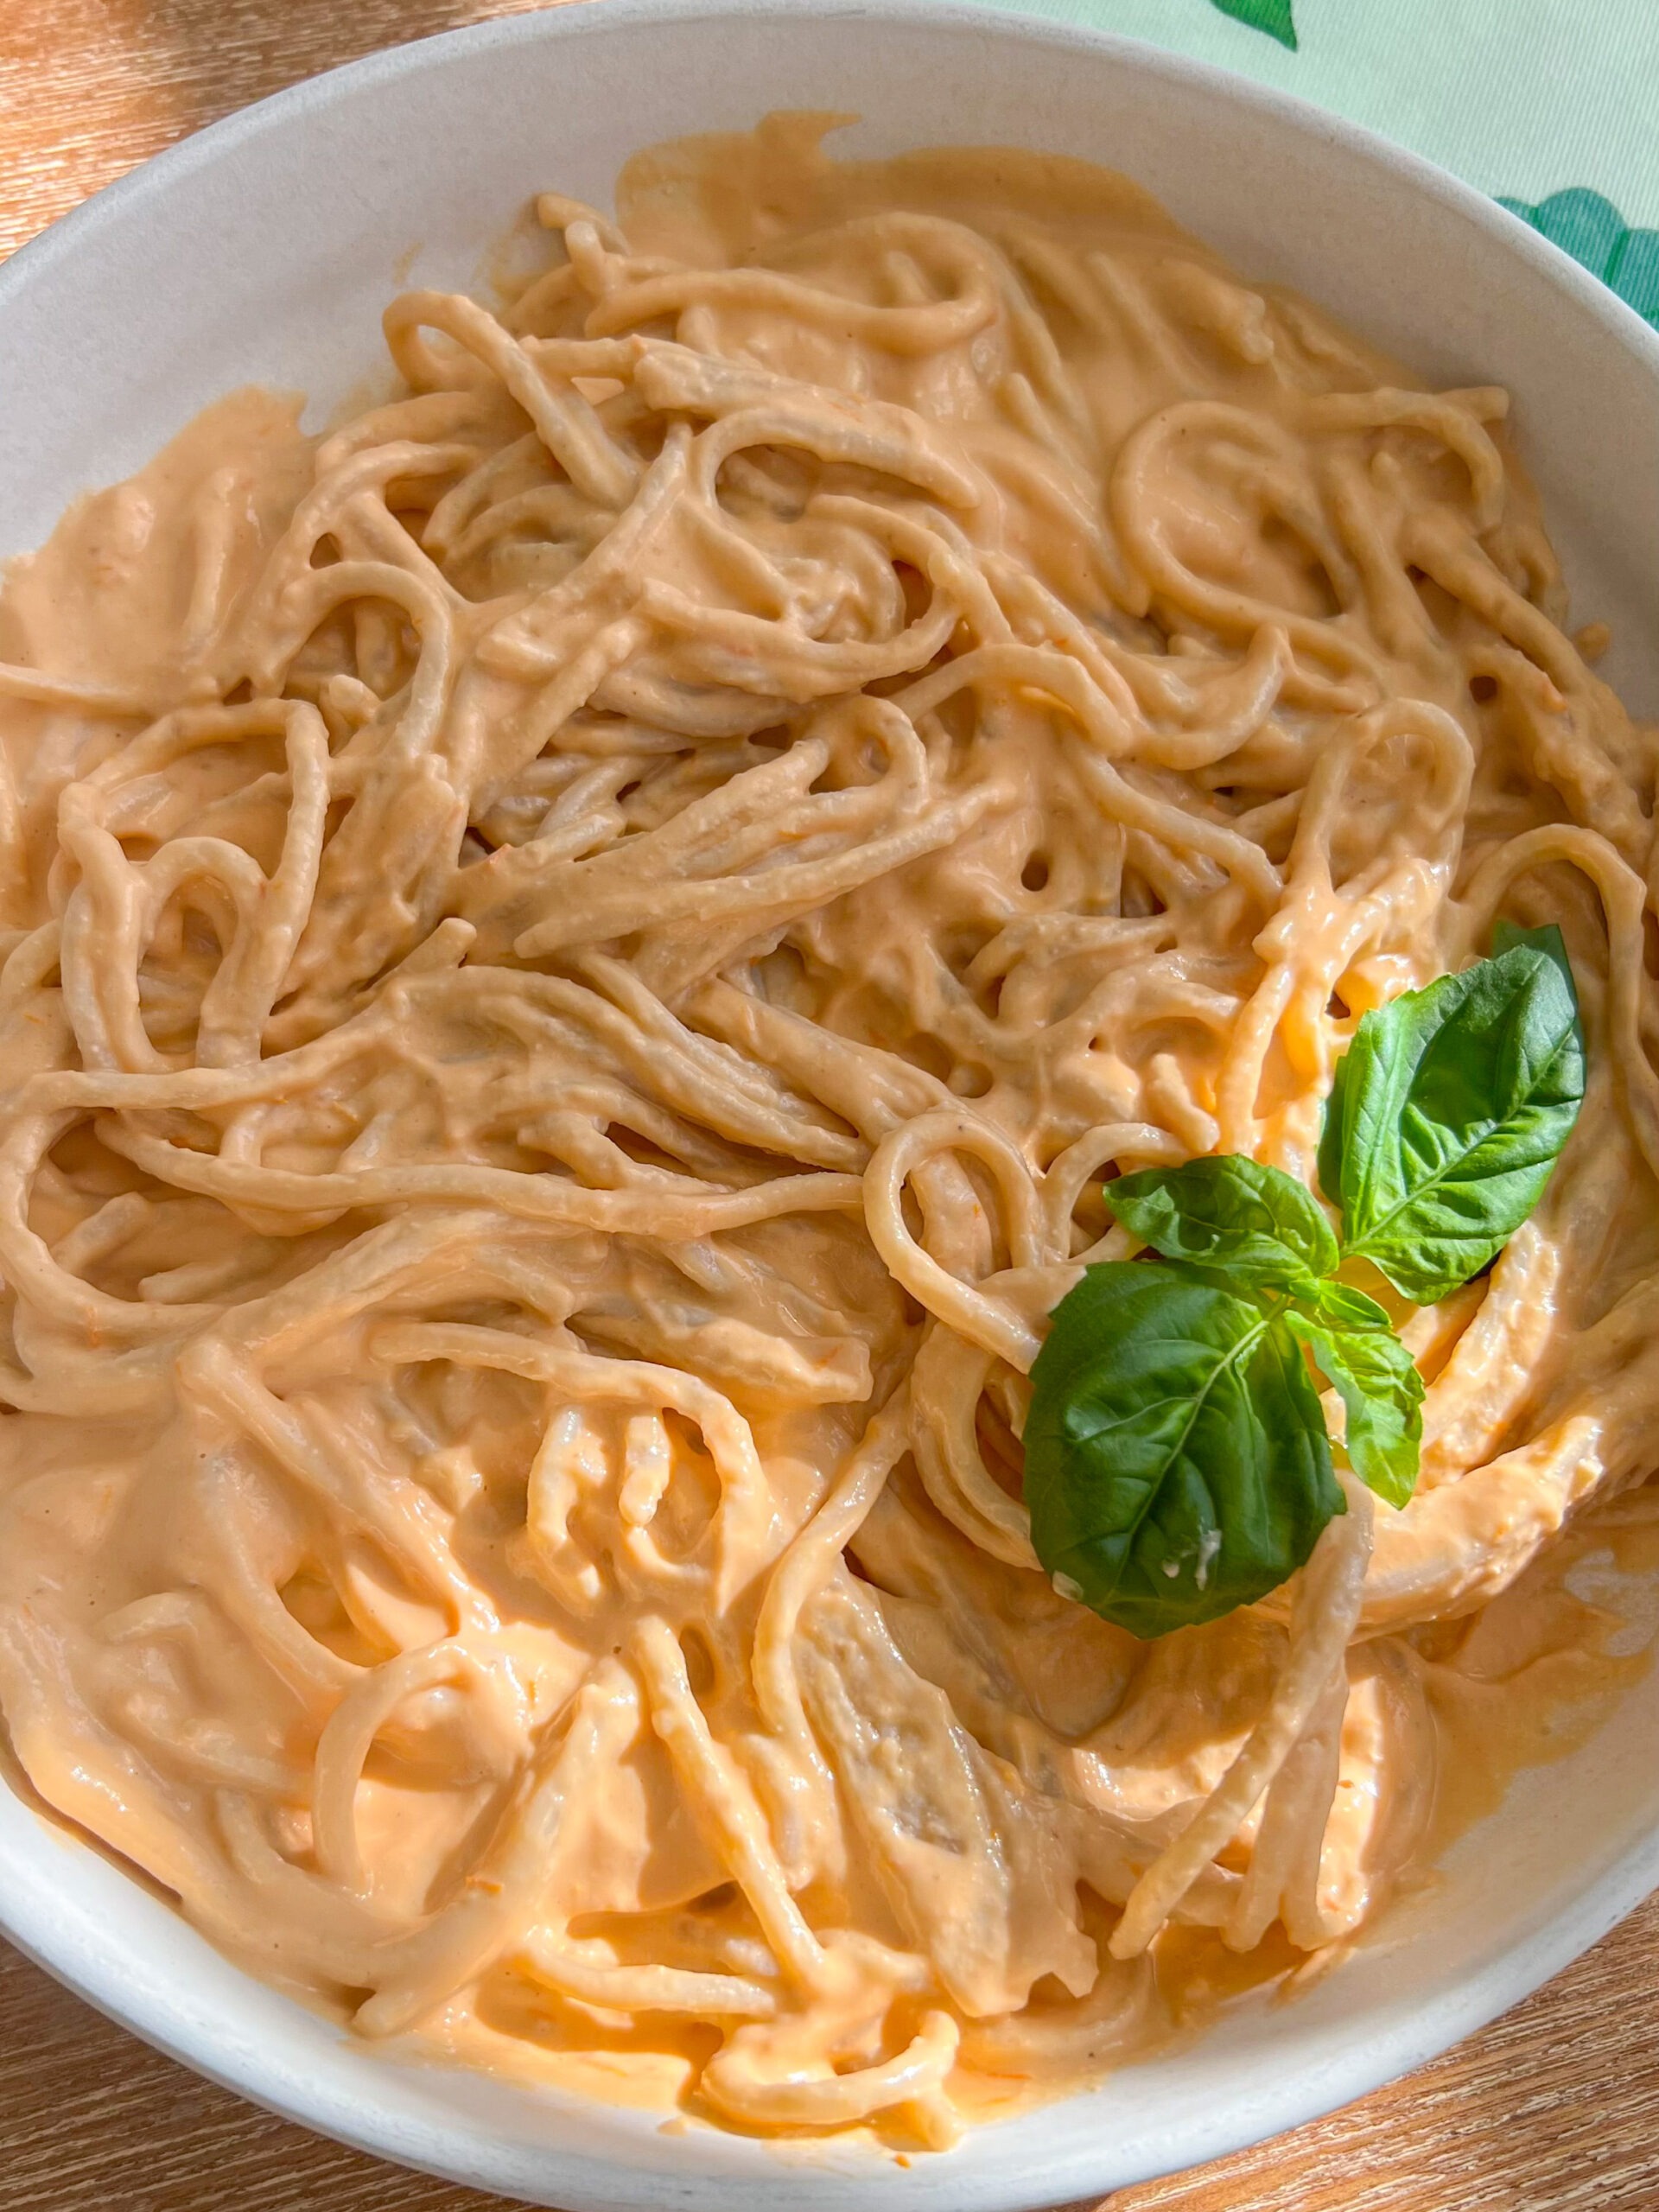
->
3, 117, 1659, 2145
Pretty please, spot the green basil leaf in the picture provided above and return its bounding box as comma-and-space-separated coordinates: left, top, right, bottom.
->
1209, 0, 1299, 50
1105, 1154, 1338, 1291
1286, 1281, 1423, 1510
1317, 1042, 1352, 1215
1297, 1279, 1395, 1331
1326, 940, 1585, 1303
1492, 917, 1576, 998
1025, 1262, 1344, 1639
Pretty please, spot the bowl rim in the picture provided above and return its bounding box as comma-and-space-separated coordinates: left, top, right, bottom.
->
4, 2, 1659, 2203
10, 0, 1659, 372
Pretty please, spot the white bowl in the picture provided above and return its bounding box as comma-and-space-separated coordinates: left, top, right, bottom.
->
4, 3, 1659, 2204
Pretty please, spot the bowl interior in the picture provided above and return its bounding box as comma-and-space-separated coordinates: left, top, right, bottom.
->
3, 5, 1659, 2207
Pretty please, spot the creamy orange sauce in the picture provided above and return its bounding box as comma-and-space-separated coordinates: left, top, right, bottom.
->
3, 115, 1659, 2148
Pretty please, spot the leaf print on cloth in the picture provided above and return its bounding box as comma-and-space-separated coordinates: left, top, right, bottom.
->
1500, 188, 1659, 329
1208, 0, 1298, 47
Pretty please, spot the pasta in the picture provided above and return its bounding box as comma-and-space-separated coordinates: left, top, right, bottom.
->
3, 111, 1659, 2147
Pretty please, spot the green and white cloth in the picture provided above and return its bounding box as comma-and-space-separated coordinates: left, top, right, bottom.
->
969, 0, 1659, 326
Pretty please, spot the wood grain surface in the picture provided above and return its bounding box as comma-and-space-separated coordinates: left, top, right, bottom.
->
2, 3, 1657, 2205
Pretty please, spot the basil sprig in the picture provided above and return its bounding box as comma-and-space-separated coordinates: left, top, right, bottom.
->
1026, 929, 1584, 1639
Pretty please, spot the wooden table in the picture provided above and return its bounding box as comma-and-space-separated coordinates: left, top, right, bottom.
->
3, 2, 1657, 2204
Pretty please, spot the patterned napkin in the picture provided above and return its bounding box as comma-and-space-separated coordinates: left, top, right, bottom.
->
970, 0, 1659, 326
